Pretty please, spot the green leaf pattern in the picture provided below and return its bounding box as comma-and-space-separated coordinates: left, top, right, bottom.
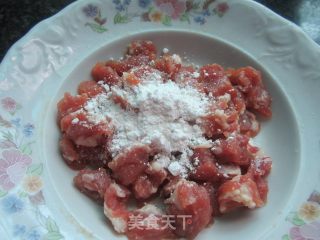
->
20, 142, 33, 155
46, 217, 60, 233
282, 234, 291, 240
0, 189, 7, 197
18, 191, 28, 198
85, 23, 107, 33
180, 13, 190, 23
44, 232, 64, 240
286, 212, 306, 226
27, 163, 44, 176
162, 15, 172, 26
114, 12, 129, 24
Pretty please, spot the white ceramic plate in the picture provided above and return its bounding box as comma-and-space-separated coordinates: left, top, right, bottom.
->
1, 1, 320, 239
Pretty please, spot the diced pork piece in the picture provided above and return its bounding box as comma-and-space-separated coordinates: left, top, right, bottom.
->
60, 136, 110, 169
78, 80, 104, 97
174, 66, 199, 87
104, 182, 131, 233
227, 66, 262, 93
246, 85, 272, 118
105, 55, 154, 78
248, 156, 272, 178
201, 93, 240, 138
124, 55, 152, 70
202, 182, 220, 217
57, 93, 88, 122
165, 180, 213, 239
132, 175, 158, 200
91, 62, 120, 86
126, 65, 165, 85
145, 162, 168, 187
201, 87, 245, 139
161, 176, 182, 198
105, 60, 129, 76
60, 113, 111, 147
126, 205, 175, 240
59, 136, 85, 170
77, 144, 111, 169
154, 54, 182, 79
254, 177, 269, 203
127, 40, 157, 59
74, 168, 111, 203
132, 163, 168, 200
247, 156, 272, 203
108, 145, 151, 186
190, 147, 219, 182
227, 67, 272, 117
217, 175, 264, 213
228, 87, 246, 114
122, 72, 141, 86
239, 110, 260, 137
217, 164, 242, 181
198, 64, 233, 97
201, 111, 239, 138
212, 133, 253, 166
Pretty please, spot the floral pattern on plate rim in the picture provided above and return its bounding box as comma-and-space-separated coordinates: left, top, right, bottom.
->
83, 4, 108, 33
113, 0, 229, 25
282, 191, 320, 240
0, 97, 64, 240
83, 0, 230, 33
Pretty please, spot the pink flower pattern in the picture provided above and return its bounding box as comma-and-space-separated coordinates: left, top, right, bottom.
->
0, 140, 16, 149
285, 191, 320, 239
215, 2, 229, 15
308, 191, 320, 204
0, 150, 32, 191
289, 221, 320, 240
1, 97, 17, 113
29, 191, 45, 206
155, 0, 186, 19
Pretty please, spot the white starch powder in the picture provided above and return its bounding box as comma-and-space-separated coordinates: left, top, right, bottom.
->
77, 69, 213, 177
